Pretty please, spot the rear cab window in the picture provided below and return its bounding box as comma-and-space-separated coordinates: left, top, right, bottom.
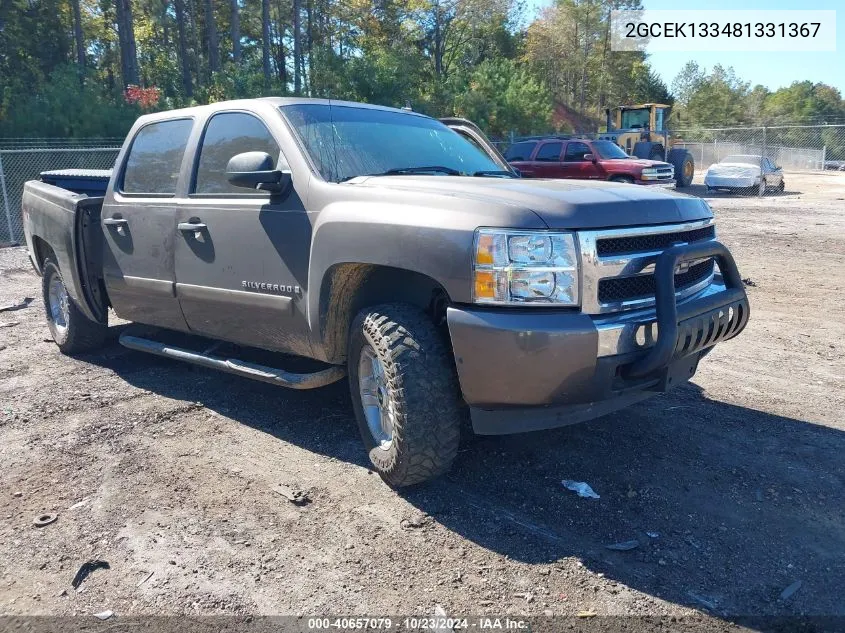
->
193, 111, 282, 195
535, 142, 563, 162
121, 118, 194, 195
504, 141, 538, 162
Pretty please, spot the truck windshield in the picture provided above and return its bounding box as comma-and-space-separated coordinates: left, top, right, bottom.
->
620, 108, 650, 129
281, 104, 503, 183
592, 141, 630, 160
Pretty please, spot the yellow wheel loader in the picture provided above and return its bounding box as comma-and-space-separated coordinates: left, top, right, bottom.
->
598, 104, 695, 188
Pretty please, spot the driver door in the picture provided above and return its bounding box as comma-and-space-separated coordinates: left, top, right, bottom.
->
173, 110, 314, 357
561, 141, 602, 179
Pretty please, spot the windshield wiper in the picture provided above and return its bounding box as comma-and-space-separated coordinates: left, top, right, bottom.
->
473, 170, 517, 178
338, 166, 463, 183
381, 165, 462, 176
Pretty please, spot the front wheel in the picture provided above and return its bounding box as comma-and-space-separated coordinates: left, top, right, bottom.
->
348, 304, 463, 487
668, 149, 695, 188
42, 258, 107, 354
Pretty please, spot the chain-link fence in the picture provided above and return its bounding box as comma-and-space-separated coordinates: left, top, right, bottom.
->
672, 125, 845, 172
0, 138, 123, 150
0, 144, 121, 244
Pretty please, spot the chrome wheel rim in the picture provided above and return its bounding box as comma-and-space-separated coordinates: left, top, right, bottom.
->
47, 274, 69, 336
358, 345, 394, 450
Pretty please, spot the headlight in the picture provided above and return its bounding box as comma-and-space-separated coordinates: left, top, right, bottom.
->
473, 229, 579, 306
641, 168, 658, 181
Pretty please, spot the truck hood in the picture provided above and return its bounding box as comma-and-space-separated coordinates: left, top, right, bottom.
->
603, 158, 671, 169
352, 175, 711, 229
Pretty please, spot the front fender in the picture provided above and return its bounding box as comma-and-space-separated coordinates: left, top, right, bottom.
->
305, 193, 544, 339
306, 203, 474, 332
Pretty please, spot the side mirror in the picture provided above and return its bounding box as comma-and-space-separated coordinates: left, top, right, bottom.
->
583, 153, 596, 162
226, 151, 291, 194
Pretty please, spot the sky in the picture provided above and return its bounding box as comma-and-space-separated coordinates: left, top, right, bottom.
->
523, 0, 845, 93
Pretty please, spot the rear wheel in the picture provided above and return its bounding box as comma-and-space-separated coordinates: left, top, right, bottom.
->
41, 258, 107, 354
348, 304, 463, 487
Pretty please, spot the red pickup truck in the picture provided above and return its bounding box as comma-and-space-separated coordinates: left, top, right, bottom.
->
506, 137, 675, 187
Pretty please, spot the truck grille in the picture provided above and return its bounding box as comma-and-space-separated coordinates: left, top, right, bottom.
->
597, 225, 715, 256
598, 259, 715, 303
654, 166, 674, 182
578, 219, 717, 314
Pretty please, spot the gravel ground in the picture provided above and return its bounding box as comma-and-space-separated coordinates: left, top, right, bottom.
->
0, 171, 843, 623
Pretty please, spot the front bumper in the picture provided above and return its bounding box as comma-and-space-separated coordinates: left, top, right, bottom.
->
638, 179, 676, 188
447, 242, 749, 434
705, 175, 759, 188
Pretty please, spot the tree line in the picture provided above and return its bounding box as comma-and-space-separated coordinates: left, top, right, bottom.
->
1, 0, 844, 140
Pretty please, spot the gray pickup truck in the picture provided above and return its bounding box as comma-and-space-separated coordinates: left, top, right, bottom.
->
21, 98, 749, 487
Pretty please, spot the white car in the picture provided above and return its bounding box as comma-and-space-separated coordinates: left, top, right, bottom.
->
704, 155, 785, 193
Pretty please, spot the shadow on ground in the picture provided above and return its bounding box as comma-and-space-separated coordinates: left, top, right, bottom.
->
680, 184, 802, 199
84, 334, 844, 619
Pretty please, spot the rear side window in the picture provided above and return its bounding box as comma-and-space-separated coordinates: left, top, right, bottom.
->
122, 119, 193, 195
535, 142, 563, 162
504, 141, 538, 162
564, 142, 591, 161
194, 112, 280, 194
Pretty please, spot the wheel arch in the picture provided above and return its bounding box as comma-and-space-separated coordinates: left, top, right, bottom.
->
317, 263, 451, 364
30, 235, 56, 274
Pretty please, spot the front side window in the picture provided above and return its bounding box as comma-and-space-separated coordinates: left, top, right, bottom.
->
281, 104, 502, 183
564, 142, 591, 162
505, 141, 538, 162
122, 118, 193, 194
535, 142, 563, 162
194, 112, 281, 194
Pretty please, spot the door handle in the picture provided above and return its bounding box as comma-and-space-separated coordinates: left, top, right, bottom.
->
103, 217, 128, 236
178, 222, 207, 232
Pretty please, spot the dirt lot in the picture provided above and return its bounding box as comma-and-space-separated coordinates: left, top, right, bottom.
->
0, 171, 843, 624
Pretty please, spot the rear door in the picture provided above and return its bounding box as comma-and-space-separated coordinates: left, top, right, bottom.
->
101, 117, 194, 331
173, 109, 314, 357
531, 141, 564, 178
561, 141, 602, 180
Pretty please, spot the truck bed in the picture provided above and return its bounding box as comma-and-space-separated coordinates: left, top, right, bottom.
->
22, 178, 108, 324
